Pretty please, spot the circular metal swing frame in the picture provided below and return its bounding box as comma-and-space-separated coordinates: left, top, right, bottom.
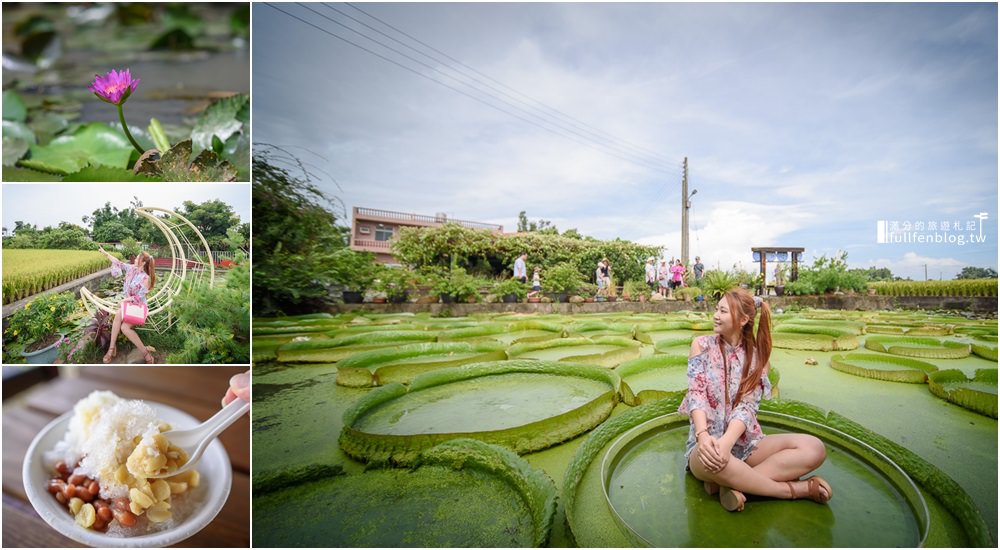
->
81, 207, 215, 332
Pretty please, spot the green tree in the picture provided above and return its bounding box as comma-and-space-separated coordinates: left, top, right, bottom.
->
37, 223, 95, 250
955, 266, 998, 279
91, 220, 135, 243
83, 198, 145, 240
252, 146, 358, 315
179, 199, 241, 250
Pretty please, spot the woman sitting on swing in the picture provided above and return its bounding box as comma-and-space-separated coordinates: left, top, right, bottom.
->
98, 246, 156, 364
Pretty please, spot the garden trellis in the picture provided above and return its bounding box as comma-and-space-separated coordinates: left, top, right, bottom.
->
81, 207, 215, 333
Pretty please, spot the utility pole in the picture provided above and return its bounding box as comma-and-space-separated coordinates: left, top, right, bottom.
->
924, 264, 928, 281
681, 157, 696, 267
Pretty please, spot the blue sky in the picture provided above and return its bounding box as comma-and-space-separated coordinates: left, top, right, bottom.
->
253, 2, 997, 281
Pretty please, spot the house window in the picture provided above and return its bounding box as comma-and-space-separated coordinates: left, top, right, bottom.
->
375, 224, 393, 241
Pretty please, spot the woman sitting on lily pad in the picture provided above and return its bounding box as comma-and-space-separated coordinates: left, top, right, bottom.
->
98, 246, 156, 364
679, 287, 832, 511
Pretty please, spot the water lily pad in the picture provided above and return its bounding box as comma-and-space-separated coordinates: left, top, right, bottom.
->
253, 439, 557, 547
1, 165, 58, 181
602, 412, 927, 547
3, 90, 28, 122
191, 94, 248, 157
62, 165, 160, 182
2, 120, 35, 166
864, 336, 971, 359
830, 353, 938, 383
773, 332, 859, 351
27, 111, 69, 145
19, 122, 133, 174
927, 369, 998, 418
340, 360, 624, 465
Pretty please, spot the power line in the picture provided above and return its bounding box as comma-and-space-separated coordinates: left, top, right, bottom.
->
301, 3, 680, 174
262, 3, 683, 176
340, 2, 683, 172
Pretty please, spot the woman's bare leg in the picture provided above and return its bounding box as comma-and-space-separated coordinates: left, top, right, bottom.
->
104, 314, 123, 361
745, 433, 827, 481
120, 323, 149, 357
688, 434, 830, 503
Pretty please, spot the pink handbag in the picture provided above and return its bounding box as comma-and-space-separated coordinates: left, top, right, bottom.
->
120, 298, 148, 326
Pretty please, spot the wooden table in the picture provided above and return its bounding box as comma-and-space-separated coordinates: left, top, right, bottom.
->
2, 366, 250, 548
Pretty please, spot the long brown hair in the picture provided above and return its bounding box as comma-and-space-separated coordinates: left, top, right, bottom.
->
137, 251, 156, 290
718, 287, 772, 405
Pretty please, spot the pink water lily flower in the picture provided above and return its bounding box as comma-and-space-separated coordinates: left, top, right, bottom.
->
88, 68, 140, 105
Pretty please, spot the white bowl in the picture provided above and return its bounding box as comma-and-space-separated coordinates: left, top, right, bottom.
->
22, 402, 232, 548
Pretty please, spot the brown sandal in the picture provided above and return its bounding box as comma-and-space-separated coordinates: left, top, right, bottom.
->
102, 347, 117, 364
787, 476, 832, 504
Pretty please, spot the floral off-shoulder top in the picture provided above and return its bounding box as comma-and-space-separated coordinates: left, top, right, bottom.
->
678, 334, 772, 461
111, 258, 150, 307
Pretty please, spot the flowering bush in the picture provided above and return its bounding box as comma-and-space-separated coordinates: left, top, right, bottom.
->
2, 291, 78, 362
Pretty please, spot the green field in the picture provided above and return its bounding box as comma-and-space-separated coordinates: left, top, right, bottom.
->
2, 249, 110, 304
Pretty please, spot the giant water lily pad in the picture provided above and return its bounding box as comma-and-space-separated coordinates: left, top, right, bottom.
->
773, 332, 859, 351
864, 336, 971, 359
830, 353, 939, 383
565, 401, 928, 547
340, 360, 624, 465
332, 341, 507, 386
927, 369, 998, 418
254, 439, 557, 547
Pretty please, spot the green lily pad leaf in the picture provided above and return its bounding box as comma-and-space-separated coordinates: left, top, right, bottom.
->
62, 165, 161, 182
2, 165, 60, 181
2, 120, 35, 166
3, 90, 28, 122
3, 120, 36, 143
222, 131, 250, 181
28, 111, 69, 144
163, 4, 205, 36
191, 94, 248, 157
145, 139, 237, 182
19, 122, 134, 174
3, 137, 30, 167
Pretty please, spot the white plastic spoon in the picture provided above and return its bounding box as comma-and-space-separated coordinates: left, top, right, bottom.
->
147, 397, 249, 479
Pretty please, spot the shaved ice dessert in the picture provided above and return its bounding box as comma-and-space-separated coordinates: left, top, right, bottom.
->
43, 391, 201, 535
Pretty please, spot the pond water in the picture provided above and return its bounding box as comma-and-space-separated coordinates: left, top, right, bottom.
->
3, 3, 249, 127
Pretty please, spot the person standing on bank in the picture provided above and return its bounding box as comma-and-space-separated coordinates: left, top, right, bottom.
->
645, 257, 657, 295
98, 246, 157, 364
693, 256, 705, 286
513, 252, 528, 284
679, 288, 832, 512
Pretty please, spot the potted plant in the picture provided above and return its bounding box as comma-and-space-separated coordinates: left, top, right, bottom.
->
577, 282, 598, 302
430, 267, 480, 303
623, 280, 649, 302
773, 264, 788, 297
372, 267, 418, 303
334, 249, 376, 303
543, 262, 584, 303
675, 286, 702, 302
493, 278, 528, 303
3, 291, 78, 364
